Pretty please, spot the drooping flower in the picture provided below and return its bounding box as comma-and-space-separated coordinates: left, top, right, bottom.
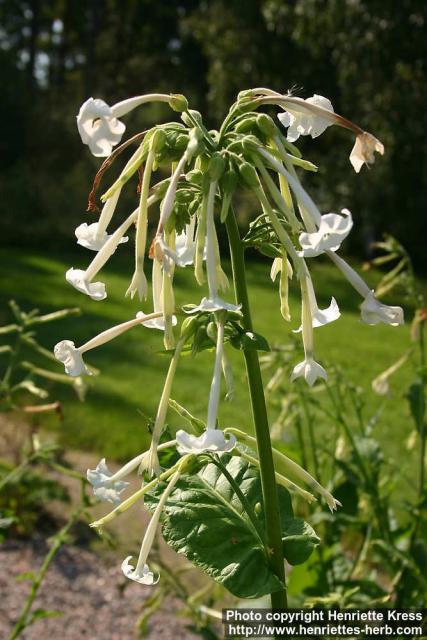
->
187, 182, 240, 314
174, 216, 201, 267
137, 260, 177, 331
54, 340, 90, 377
350, 132, 385, 173
360, 290, 404, 326
277, 94, 334, 142
176, 427, 236, 454
121, 469, 181, 586
298, 209, 353, 258
77, 98, 126, 157
294, 274, 340, 332
291, 358, 327, 387
176, 316, 237, 454
291, 272, 328, 386
75, 222, 128, 252
327, 251, 404, 326
121, 557, 159, 586
77, 93, 176, 157
87, 459, 129, 505
371, 351, 410, 397
66, 267, 107, 301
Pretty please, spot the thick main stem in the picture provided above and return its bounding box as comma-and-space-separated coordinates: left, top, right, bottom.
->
225, 209, 287, 610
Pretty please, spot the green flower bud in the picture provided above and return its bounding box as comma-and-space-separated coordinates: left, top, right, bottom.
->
182, 110, 203, 127
151, 128, 167, 152
235, 116, 257, 133
169, 93, 189, 112
256, 113, 276, 138
208, 152, 225, 181
186, 169, 204, 186
221, 169, 238, 194
238, 162, 259, 189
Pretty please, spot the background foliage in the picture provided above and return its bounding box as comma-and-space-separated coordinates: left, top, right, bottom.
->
1, 0, 426, 265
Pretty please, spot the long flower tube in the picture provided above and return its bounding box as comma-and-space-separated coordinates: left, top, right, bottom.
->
67, 192, 159, 300
327, 251, 404, 325
121, 468, 182, 585
161, 230, 177, 349
54, 311, 164, 377
126, 139, 157, 300
226, 428, 341, 512
78, 93, 186, 157
253, 92, 384, 173
188, 182, 240, 313
176, 314, 236, 454
291, 271, 328, 386
145, 337, 185, 478
252, 155, 301, 231
257, 147, 321, 230
95, 187, 122, 241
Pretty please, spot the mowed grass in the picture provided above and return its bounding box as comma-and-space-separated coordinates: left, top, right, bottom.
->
0, 247, 417, 463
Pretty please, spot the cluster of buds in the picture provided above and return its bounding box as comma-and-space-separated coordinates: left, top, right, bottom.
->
53, 88, 403, 585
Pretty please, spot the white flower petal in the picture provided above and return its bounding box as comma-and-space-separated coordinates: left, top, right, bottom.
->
185, 296, 241, 314
66, 267, 106, 301
136, 311, 178, 331
278, 94, 334, 142
298, 209, 353, 257
290, 358, 327, 387
87, 458, 129, 505
75, 222, 128, 252
176, 428, 237, 454
121, 556, 159, 585
77, 97, 126, 157
294, 297, 340, 332
54, 340, 90, 377
360, 291, 404, 326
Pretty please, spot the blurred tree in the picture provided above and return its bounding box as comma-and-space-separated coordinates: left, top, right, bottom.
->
0, 0, 425, 266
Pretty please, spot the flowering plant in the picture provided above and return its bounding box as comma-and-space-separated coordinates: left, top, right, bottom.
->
54, 88, 402, 608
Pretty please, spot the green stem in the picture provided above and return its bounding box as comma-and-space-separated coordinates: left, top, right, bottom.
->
225, 208, 287, 610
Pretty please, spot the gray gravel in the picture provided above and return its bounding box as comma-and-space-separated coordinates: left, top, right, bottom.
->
0, 538, 202, 640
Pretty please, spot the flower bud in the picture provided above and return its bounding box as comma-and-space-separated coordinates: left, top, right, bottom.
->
208, 153, 225, 181
238, 162, 259, 189
151, 128, 167, 152
181, 110, 203, 127
235, 116, 257, 133
256, 113, 276, 138
169, 94, 188, 112
186, 169, 204, 186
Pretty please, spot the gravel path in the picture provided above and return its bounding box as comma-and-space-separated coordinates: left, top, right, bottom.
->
0, 538, 202, 640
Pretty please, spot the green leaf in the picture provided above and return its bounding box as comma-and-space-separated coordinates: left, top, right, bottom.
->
145, 455, 318, 598
230, 331, 270, 352
281, 517, 319, 565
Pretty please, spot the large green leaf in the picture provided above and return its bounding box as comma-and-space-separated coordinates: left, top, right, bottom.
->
145, 455, 319, 598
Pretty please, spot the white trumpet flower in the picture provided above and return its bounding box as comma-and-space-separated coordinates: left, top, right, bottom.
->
361, 290, 404, 326
294, 275, 340, 331
54, 340, 91, 377
176, 427, 236, 454
87, 459, 129, 505
291, 273, 328, 386
121, 469, 181, 586
77, 94, 175, 157
66, 267, 106, 301
188, 182, 240, 314
298, 209, 353, 257
54, 311, 163, 377
327, 251, 404, 326
176, 316, 236, 454
75, 221, 128, 252
278, 94, 334, 142
121, 558, 159, 586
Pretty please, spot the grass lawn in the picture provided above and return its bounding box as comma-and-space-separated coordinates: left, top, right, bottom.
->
0, 246, 418, 466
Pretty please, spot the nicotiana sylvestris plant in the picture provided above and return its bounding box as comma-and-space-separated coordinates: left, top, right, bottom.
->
54, 88, 403, 609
